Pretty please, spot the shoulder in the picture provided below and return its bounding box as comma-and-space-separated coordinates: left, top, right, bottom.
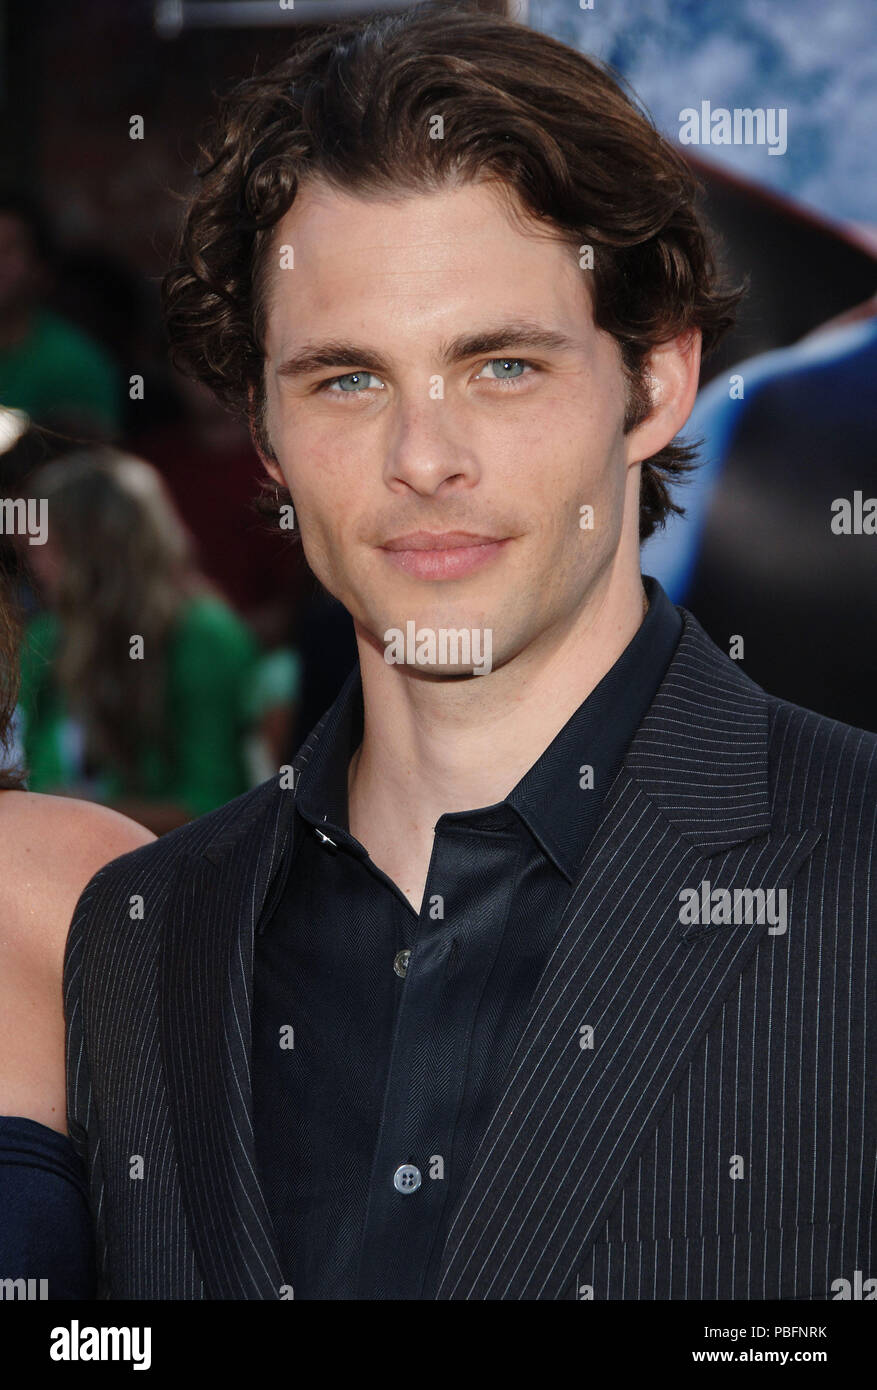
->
0, 792, 154, 1131
675, 608, 877, 811
0, 791, 155, 970
68, 776, 286, 904
766, 695, 877, 828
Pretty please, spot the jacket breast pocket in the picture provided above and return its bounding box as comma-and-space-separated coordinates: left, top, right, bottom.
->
575, 1222, 844, 1299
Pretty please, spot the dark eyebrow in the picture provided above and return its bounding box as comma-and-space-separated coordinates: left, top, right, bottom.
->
275, 319, 580, 381
446, 322, 581, 363
276, 341, 392, 381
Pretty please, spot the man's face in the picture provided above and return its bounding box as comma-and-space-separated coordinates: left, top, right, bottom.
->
260, 178, 640, 676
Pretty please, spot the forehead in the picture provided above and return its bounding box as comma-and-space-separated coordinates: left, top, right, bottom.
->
259, 178, 594, 350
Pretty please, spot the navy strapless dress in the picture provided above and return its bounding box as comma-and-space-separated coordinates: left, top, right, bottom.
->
0, 1116, 95, 1298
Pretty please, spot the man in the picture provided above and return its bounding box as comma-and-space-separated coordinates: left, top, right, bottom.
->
65, 5, 875, 1300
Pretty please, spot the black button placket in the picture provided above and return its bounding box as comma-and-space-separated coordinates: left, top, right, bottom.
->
353, 817, 523, 1299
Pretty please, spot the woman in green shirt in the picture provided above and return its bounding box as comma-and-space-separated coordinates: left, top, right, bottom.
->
17, 449, 266, 834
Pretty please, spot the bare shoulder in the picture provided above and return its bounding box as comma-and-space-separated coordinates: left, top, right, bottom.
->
0, 791, 154, 1132
0, 790, 155, 967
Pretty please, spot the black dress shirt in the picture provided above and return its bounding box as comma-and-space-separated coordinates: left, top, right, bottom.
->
252, 574, 682, 1299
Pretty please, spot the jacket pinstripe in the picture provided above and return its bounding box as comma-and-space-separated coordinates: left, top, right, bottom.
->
63, 605, 877, 1299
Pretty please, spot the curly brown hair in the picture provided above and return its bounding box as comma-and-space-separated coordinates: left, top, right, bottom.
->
163, 2, 742, 542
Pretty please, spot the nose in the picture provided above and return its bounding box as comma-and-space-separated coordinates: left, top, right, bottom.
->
382, 391, 481, 496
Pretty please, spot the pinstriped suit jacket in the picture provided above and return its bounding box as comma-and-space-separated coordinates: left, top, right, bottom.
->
64, 605, 877, 1299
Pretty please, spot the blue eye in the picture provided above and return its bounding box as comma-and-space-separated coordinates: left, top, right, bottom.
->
328, 371, 381, 393
478, 358, 530, 382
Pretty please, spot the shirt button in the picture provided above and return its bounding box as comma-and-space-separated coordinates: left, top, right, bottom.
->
393, 949, 411, 978
394, 1163, 422, 1194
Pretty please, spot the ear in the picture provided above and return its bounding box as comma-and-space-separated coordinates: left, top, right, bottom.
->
624, 329, 702, 467
247, 382, 284, 485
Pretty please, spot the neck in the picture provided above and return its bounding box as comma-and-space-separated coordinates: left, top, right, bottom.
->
347, 559, 648, 859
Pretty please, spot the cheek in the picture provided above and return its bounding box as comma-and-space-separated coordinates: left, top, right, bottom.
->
534, 428, 626, 567
511, 405, 614, 515
269, 406, 342, 506
275, 429, 368, 567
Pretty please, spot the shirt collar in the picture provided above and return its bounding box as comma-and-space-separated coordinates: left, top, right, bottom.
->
293, 575, 682, 879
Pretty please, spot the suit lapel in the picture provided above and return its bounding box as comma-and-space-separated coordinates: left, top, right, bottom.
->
160, 707, 331, 1299
436, 615, 822, 1299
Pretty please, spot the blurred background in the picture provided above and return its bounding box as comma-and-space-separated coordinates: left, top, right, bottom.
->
0, 0, 874, 832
